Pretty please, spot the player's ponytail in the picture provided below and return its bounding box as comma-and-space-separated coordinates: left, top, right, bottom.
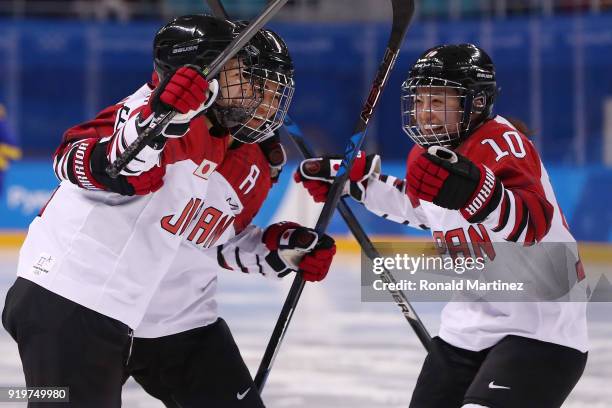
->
506, 117, 534, 137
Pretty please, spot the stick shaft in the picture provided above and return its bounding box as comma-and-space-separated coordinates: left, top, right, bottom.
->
204, 0, 431, 387
278, 120, 432, 351
255, 0, 415, 391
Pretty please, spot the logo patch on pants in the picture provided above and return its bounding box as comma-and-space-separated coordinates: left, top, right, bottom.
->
32, 253, 55, 275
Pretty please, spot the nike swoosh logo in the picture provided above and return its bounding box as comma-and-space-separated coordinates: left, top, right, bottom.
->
237, 387, 251, 400
488, 381, 511, 390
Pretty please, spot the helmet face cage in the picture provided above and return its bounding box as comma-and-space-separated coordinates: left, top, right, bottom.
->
213, 57, 295, 144
211, 24, 295, 144
401, 76, 480, 147
230, 65, 295, 144
212, 55, 264, 131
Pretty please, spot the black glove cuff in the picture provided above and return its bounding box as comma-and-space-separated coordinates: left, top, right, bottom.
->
89, 141, 135, 196
466, 177, 503, 224
265, 251, 291, 273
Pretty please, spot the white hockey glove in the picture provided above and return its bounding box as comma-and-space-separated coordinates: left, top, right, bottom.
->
294, 151, 381, 203
262, 221, 336, 282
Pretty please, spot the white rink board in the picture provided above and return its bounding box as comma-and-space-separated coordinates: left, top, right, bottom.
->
1, 250, 611, 407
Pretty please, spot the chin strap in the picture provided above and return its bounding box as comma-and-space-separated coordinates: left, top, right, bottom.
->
205, 109, 230, 138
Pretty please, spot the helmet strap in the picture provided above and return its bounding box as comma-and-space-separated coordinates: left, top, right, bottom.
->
461, 93, 474, 130
472, 93, 487, 114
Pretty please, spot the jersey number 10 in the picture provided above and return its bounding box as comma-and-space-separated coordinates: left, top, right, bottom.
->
481, 131, 527, 162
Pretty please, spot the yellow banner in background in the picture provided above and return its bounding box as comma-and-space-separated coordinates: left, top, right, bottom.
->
2, 231, 611, 264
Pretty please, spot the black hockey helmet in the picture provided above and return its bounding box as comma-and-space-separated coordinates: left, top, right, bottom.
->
247, 26, 294, 81
401, 43, 498, 147
213, 22, 295, 144
153, 14, 236, 82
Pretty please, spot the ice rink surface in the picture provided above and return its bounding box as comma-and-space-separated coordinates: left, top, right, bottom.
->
0, 249, 611, 407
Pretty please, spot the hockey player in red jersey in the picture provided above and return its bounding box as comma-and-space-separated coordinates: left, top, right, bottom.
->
124, 27, 336, 408
295, 44, 588, 407
2, 17, 335, 407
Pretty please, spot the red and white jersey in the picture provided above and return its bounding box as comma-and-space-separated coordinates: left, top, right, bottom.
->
362, 115, 588, 352
16, 82, 241, 329
135, 142, 275, 337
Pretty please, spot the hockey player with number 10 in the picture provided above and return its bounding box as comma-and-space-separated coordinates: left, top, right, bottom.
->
296, 44, 588, 407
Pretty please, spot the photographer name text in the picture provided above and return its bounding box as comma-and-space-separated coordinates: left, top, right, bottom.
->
372, 279, 524, 292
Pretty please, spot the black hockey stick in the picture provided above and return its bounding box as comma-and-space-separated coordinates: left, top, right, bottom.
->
279, 118, 432, 351
254, 0, 415, 391
105, 0, 289, 178
204, 0, 431, 354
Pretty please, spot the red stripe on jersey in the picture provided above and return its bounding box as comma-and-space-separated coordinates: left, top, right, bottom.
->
524, 222, 535, 245
515, 189, 553, 243
521, 191, 552, 240
493, 190, 510, 232
507, 193, 528, 242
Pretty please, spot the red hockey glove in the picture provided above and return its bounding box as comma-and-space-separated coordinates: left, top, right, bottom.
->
258, 132, 287, 184
407, 146, 503, 223
140, 66, 218, 138
298, 234, 336, 282
294, 151, 381, 203
152, 66, 210, 114
262, 221, 336, 282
